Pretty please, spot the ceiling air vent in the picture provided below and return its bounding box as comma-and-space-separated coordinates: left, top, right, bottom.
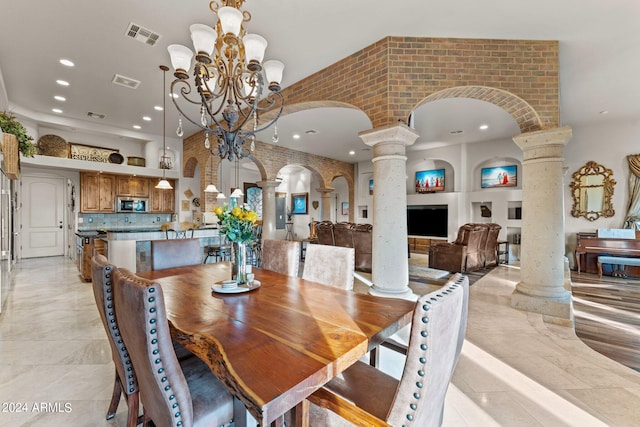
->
112, 74, 141, 89
125, 22, 160, 46
87, 112, 106, 119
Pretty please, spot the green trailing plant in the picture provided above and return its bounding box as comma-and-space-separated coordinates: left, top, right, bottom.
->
0, 111, 37, 157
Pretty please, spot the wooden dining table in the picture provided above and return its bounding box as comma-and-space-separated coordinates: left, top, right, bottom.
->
137, 262, 415, 426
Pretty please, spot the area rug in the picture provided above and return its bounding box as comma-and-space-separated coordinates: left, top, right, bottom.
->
408, 265, 450, 279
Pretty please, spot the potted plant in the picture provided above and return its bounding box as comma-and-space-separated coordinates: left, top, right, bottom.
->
0, 111, 37, 157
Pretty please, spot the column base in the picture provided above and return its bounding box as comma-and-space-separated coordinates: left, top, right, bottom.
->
369, 285, 414, 299
510, 288, 574, 327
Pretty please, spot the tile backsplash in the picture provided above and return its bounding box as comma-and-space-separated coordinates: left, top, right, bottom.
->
77, 213, 174, 231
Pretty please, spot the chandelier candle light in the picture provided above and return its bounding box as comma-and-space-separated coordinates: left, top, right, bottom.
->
168, 0, 285, 162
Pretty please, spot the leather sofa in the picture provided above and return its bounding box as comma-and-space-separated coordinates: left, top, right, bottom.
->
311, 221, 372, 273
428, 223, 501, 273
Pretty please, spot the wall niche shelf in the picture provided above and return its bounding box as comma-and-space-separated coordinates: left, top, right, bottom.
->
507, 201, 522, 220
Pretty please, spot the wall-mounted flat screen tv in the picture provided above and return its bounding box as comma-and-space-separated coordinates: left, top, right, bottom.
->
415, 169, 445, 193
481, 165, 517, 189
407, 204, 448, 237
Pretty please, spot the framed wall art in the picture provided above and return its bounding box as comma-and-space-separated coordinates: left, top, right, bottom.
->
291, 192, 308, 214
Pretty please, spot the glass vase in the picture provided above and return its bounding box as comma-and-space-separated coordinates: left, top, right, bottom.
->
232, 241, 247, 284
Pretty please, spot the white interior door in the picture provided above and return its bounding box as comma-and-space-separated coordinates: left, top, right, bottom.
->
21, 175, 65, 258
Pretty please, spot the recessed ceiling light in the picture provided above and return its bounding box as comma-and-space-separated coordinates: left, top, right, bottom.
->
349, 150, 355, 155
56, 79, 70, 86
154, 105, 163, 111
59, 59, 75, 67
479, 124, 489, 130
54, 95, 66, 101
133, 125, 141, 129
305, 129, 318, 135
142, 116, 151, 121
52, 108, 63, 114
599, 110, 609, 115
449, 130, 463, 134
293, 134, 301, 139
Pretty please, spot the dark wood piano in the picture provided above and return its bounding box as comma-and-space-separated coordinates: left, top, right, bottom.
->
576, 231, 640, 276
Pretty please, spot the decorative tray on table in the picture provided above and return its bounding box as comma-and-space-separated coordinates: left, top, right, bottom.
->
212, 280, 261, 294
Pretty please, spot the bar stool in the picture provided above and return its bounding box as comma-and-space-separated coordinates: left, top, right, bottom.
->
203, 235, 232, 263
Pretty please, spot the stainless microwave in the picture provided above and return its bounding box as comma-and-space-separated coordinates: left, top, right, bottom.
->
117, 197, 149, 213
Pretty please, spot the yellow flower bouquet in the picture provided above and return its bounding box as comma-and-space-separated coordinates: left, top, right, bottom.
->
213, 204, 259, 244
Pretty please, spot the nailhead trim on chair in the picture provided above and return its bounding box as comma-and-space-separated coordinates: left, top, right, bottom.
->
145, 285, 183, 427
402, 281, 462, 427
103, 266, 138, 394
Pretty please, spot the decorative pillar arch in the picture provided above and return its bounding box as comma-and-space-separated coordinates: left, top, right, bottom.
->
415, 86, 545, 133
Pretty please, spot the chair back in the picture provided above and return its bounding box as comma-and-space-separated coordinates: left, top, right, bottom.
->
113, 268, 194, 427
302, 243, 355, 290
161, 221, 196, 239
315, 221, 335, 246
387, 274, 469, 427
90, 255, 138, 396
333, 222, 354, 248
261, 239, 300, 277
352, 224, 373, 273
151, 238, 202, 270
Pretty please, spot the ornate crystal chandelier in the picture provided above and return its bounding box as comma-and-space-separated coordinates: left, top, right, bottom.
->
167, 0, 285, 161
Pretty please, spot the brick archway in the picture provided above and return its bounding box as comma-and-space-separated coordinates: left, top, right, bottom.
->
415, 86, 544, 133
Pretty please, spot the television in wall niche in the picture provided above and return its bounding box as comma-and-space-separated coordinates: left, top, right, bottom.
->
481, 165, 517, 189
415, 168, 445, 193
406, 204, 448, 237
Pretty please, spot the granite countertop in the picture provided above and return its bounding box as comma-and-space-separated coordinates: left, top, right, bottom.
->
75, 230, 103, 238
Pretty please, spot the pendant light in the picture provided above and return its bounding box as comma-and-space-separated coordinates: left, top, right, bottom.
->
156, 65, 173, 190
230, 157, 244, 198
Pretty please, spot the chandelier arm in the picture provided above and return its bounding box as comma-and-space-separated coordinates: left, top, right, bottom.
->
248, 94, 285, 134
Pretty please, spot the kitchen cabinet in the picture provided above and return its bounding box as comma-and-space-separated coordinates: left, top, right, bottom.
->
150, 179, 175, 213
76, 234, 104, 282
80, 172, 115, 212
117, 176, 149, 198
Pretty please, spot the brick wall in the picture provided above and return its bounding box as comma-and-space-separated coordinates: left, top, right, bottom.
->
282, 36, 558, 131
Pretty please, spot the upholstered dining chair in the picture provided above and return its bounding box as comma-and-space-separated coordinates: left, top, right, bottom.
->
112, 268, 238, 427
308, 275, 469, 427
261, 239, 301, 277
302, 243, 355, 290
369, 273, 469, 375
150, 238, 202, 270
90, 254, 140, 427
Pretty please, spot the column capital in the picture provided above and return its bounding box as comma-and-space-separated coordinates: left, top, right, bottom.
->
513, 126, 573, 161
359, 123, 419, 148
256, 180, 280, 189
316, 187, 335, 194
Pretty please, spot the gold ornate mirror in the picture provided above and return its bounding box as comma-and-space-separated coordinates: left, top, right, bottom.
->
570, 161, 615, 221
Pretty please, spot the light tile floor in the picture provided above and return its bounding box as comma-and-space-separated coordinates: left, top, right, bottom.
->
1, 256, 639, 426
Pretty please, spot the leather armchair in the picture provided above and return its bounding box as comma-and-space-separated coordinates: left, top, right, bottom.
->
429, 224, 487, 273
315, 221, 335, 246
353, 224, 373, 273
480, 223, 502, 267
333, 222, 355, 248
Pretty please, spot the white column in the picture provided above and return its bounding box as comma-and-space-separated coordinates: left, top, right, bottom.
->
511, 126, 573, 325
360, 124, 419, 297
257, 181, 279, 241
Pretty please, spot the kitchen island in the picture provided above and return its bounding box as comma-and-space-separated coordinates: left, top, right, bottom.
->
76, 227, 221, 275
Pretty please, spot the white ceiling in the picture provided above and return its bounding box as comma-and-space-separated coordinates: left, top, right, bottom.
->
1, 0, 638, 163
